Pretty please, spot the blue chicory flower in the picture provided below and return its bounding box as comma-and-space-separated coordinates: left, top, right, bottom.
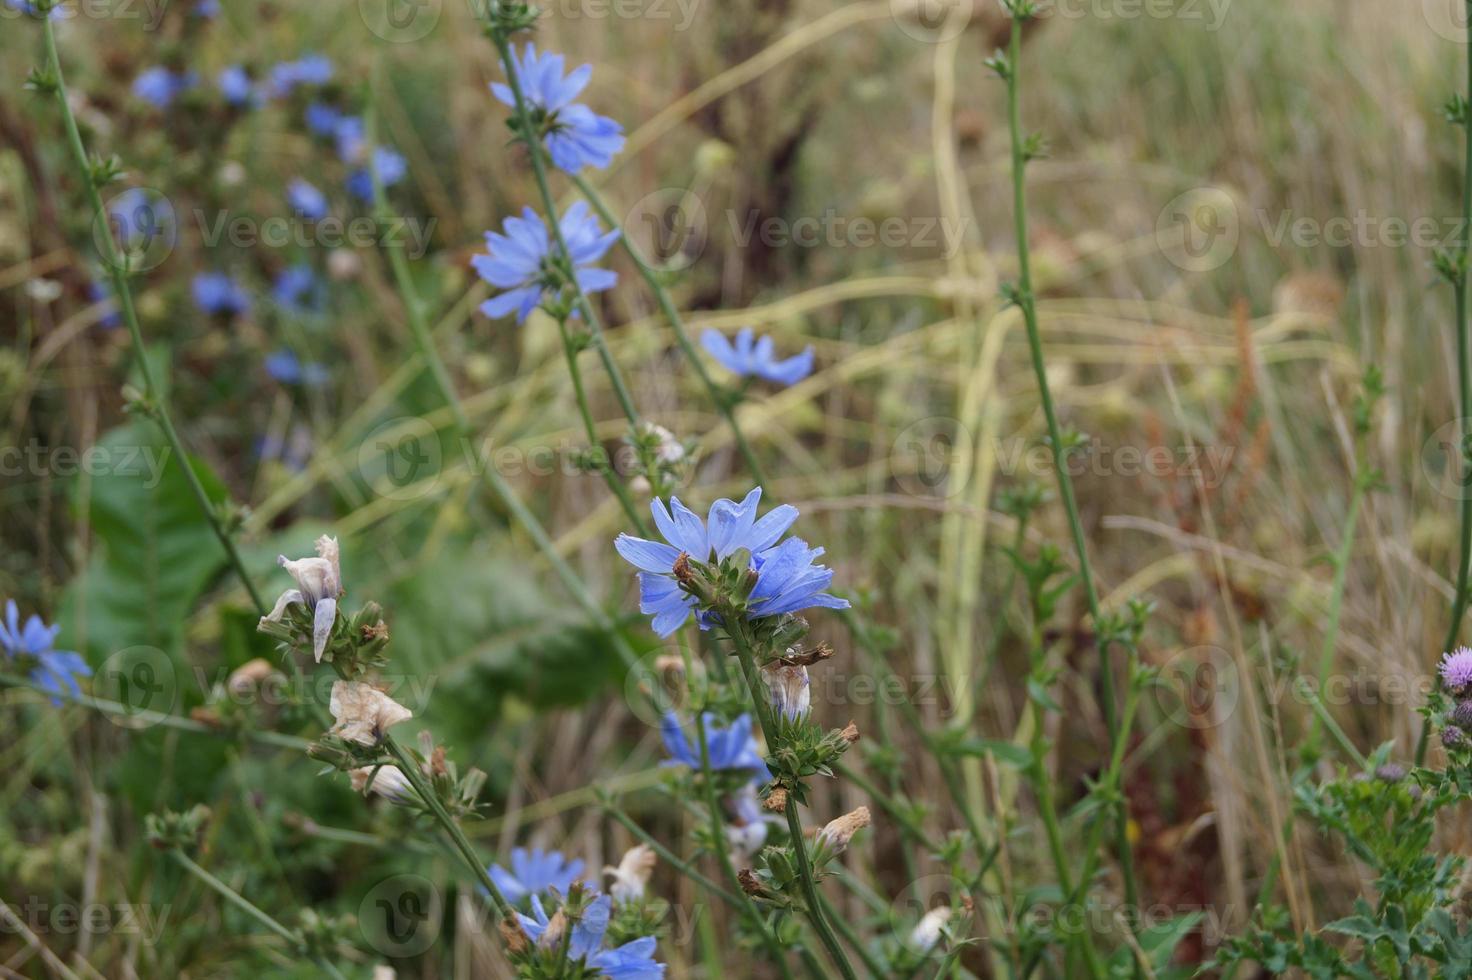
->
488, 847, 586, 906
133, 66, 198, 109
267, 54, 332, 97
106, 188, 176, 254
1, 600, 91, 704
472, 201, 618, 323
345, 147, 406, 202
264, 350, 328, 387
286, 178, 329, 220
193, 0, 220, 15
192, 272, 251, 317
701, 327, 814, 386
304, 102, 342, 137
5, 0, 63, 19
272, 264, 324, 314
218, 65, 259, 107
613, 487, 848, 637
88, 278, 120, 329
491, 43, 625, 173
660, 711, 770, 780
517, 893, 664, 978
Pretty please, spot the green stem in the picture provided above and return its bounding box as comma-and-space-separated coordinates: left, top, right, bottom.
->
169, 850, 349, 980
724, 622, 858, 980
40, 17, 267, 616
571, 173, 768, 485
0, 672, 313, 751
555, 316, 649, 531
603, 803, 743, 907
381, 735, 515, 917
1000, 9, 1139, 920
818, 892, 888, 980
486, 30, 642, 430
781, 796, 859, 980
693, 702, 798, 980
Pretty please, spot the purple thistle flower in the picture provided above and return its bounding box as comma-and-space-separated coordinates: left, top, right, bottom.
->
701, 327, 814, 386
472, 202, 618, 323
491, 43, 625, 174
1441, 646, 1472, 692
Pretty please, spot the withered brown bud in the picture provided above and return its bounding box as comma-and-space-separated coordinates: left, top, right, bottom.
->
738, 869, 763, 895
764, 787, 788, 813
672, 553, 695, 585
430, 745, 448, 777
362, 620, 389, 643
840, 722, 860, 744
499, 916, 530, 955
190, 707, 223, 727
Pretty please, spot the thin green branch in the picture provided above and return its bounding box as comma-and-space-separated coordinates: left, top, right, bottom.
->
999, 5, 1139, 922
169, 850, 350, 980
571, 173, 769, 485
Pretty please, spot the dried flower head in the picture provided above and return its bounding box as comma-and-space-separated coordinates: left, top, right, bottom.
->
262, 535, 344, 662
908, 906, 953, 953
328, 680, 412, 746
227, 658, 278, 694
762, 663, 811, 722
816, 806, 871, 854
603, 844, 657, 904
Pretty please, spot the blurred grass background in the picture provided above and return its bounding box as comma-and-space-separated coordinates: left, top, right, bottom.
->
3, 0, 1472, 975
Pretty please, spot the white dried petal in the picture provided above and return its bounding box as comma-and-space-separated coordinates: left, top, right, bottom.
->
329, 680, 412, 746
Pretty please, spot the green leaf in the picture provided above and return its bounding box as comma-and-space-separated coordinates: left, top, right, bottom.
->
60, 422, 228, 665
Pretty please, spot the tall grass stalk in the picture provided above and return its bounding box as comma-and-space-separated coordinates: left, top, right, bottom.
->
571, 173, 770, 485
997, 0, 1140, 926
1421, 4, 1472, 766
38, 15, 267, 615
